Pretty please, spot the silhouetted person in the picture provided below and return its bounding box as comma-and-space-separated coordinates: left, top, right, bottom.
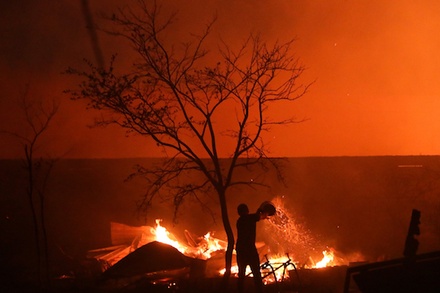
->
235, 203, 270, 293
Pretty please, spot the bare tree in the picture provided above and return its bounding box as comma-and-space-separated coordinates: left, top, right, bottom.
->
1, 85, 59, 292
67, 0, 310, 287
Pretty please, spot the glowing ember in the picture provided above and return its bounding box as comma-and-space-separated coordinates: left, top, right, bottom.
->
198, 232, 227, 258
216, 196, 356, 284
263, 196, 317, 261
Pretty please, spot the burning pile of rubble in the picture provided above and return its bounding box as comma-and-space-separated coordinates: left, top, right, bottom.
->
70, 199, 440, 293
87, 219, 227, 269
84, 198, 356, 290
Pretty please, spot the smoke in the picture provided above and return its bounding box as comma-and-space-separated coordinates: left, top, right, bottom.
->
2, 0, 440, 158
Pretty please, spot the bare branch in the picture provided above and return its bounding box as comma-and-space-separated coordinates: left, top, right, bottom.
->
66, 0, 311, 279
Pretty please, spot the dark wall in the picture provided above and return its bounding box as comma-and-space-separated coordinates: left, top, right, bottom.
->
277, 156, 440, 260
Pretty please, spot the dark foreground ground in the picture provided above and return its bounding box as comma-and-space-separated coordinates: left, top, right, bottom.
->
2, 278, 343, 293
4, 257, 440, 293
1, 266, 354, 293
4, 270, 440, 293
4, 251, 440, 293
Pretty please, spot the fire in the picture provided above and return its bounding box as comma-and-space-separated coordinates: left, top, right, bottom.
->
151, 219, 227, 260
198, 232, 227, 258
215, 196, 351, 284
314, 250, 335, 268
151, 219, 182, 251
150, 217, 347, 285
89, 198, 359, 285
151, 218, 340, 273
150, 219, 344, 272
221, 250, 339, 284
259, 254, 298, 283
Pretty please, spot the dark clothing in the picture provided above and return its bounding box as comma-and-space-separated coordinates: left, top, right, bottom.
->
236, 213, 263, 293
236, 213, 260, 252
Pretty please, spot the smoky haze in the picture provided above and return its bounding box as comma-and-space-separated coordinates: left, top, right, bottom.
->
2, 157, 439, 265
1, 0, 440, 158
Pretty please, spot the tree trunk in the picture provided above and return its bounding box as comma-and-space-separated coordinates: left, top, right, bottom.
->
218, 188, 234, 292
25, 148, 43, 290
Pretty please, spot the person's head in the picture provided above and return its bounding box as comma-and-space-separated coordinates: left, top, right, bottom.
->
237, 203, 249, 216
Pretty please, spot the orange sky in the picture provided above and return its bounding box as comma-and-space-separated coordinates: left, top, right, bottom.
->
1, 0, 440, 159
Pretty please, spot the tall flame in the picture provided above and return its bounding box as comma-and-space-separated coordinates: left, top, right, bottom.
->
315, 250, 335, 268
151, 219, 226, 260
151, 219, 185, 253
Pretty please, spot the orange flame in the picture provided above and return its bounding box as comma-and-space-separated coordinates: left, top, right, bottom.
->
151, 219, 226, 260
221, 250, 341, 284
91, 198, 362, 282
151, 219, 183, 251
315, 250, 335, 268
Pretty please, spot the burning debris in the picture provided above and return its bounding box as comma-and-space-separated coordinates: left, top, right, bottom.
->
84, 197, 360, 290
100, 241, 191, 280
87, 219, 227, 271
